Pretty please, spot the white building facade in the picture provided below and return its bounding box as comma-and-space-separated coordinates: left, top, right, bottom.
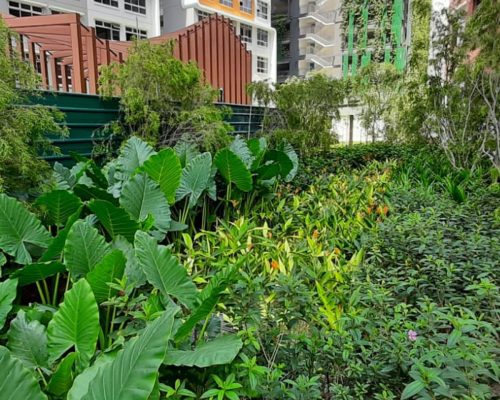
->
160, 0, 276, 83
0, 0, 161, 41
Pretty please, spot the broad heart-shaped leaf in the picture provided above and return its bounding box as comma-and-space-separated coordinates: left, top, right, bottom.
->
46, 352, 77, 397
141, 148, 182, 204
214, 148, 253, 192
47, 279, 99, 368
0, 279, 18, 330
88, 200, 140, 243
230, 136, 255, 169
11, 261, 66, 287
120, 173, 171, 233
113, 236, 146, 288
35, 190, 82, 227
7, 310, 48, 369
247, 137, 268, 170
67, 352, 116, 400
73, 184, 118, 205
117, 136, 156, 177
86, 249, 126, 303
79, 307, 177, 400
64, 220, 110, 279
278, 142, 299, 182
135, 231, 198, 309
263, 150, 294, 179
0, 194, 52, 265
0, 346, 47, 400
174, 141, 200, 168
255, 162, 281, 181
69, 153, 108, 189
176, 152, 213, 208
39, 206, 82, 263
165, 335, 243, 368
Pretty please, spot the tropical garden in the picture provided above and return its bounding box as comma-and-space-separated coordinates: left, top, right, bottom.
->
0, 1, 499, 399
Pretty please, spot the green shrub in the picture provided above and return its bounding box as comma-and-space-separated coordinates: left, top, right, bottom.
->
0, 17, 66, 196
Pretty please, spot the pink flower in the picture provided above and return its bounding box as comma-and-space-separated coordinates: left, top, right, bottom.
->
408, 330, 418, 341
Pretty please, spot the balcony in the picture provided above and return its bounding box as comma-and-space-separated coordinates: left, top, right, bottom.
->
300, 7, 338, 25
300, 32, 335, 47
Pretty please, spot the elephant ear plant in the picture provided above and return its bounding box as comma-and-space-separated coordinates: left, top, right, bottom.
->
0, 181, 243, 398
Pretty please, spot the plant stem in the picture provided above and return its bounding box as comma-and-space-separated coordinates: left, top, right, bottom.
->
52, 273, 60, 306
108, 306, 117, 347
42, 279, 51, 305
35, 282, 47, 304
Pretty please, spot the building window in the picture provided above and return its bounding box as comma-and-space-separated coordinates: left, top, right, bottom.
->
220, 0, 233, 6
256, 0, 268, 19
95, 20, 121, 41
197, 10, 212, 21
8, 1, 43, 17
124, 0, 146, 15
125, 27, 147, 40
94, 0, 119, 8
309, 62, 315, 71
240, 0, 251, 13
257, 56, 268, 74
240, 23, 252, 44
257, 28, 268, 47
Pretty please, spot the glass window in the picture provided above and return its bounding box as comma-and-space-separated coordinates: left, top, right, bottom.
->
124, 0, 146, 15
94, 0, 119, 8
256, 0, 268, 19
95, 20, 121, 41
257, 56, 268, 74
197, 10, 212, 21
257, 28, 268, 47
125, 27, 147, 40
220, 0, 233, 6
9, 1, 43, 17
240, 23, 252, 44
240, 0, 251, 13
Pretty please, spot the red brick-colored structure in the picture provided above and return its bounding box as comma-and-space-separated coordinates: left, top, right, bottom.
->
450, 0, 481, 15
2, 13, 251, 104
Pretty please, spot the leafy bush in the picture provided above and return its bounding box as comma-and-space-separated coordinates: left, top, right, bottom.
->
0, 17, 67, 196
99, 40, 232, 153
247, 75, 346, 155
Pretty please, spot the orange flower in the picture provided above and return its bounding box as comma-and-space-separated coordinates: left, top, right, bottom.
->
382, 205, 389, 215
366, 206, 373, 215
271, 260, 279, 271
312, 229, 319, 239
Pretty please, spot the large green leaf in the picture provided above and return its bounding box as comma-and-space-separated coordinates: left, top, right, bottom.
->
278, 142, 299, 181
46, 352, 77, 397
67, 352, 116, 400
165, 335, 243, 368
0, 279, 18, 330
47, 279, 99, 367
135, 231, 197, 309
113, 236, 146, 288
69, 153, 108, 189
174, 141, 200, 168
263, 150, 294, 179
0, 346, 47, 400
7, 310, 48, 369
86, 249, 126, 303
79, 307, 177, 400
11, 261, 66, 287
118, 136, 156, 177
247, 137, 268, 170
214, 148, 253, 192
35, 190, 82, 227
230, 136, 254, 169
141, 148, 182, 204
88, 200, 140, 242
0, 194, 52, 265
120, 173, 171, 233
39, 206, 82, 262
64, 220, 110, 279
73, 184, 118, 205
176, 152, 213, 208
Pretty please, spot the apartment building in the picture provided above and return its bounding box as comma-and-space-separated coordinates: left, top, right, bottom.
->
160, 0, 276, 83
272, 0, 342, 82
0, 0, 161, 40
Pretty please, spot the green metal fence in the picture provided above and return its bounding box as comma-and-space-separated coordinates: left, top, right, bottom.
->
28, 91, 265, 163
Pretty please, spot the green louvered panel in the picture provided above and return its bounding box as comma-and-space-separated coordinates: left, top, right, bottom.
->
342, 53, 349, 77
395, 47, 407, 71
361, 51, 371, 67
